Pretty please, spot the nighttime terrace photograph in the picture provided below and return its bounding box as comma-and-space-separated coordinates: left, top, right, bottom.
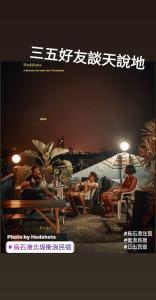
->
1, 61, 155, 253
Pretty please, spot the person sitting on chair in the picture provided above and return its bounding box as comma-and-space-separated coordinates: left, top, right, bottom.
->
101, 164, 137, 217
69, 172, 99, 215
21, 165, 52, 200
21, 165, 45, 189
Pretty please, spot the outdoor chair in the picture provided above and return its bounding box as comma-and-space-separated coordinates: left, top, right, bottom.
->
117, 188, 136, 220
67, 186, 100, 216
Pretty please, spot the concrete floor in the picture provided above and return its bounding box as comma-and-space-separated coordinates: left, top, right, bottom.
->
2, 211, 127, 253
61, 213, 124, 243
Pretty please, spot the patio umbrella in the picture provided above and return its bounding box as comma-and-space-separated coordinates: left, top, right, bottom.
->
71, 153, 150, 190
104, 152, 144, 183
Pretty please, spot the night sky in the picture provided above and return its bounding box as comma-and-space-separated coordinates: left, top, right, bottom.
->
2, 61, 155, 153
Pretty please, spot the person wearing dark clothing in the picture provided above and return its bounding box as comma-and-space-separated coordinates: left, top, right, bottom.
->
21, 165, 50, 200
25, 165, 44, 188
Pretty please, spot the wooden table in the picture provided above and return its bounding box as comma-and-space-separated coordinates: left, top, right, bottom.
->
2, 199, 66, 234
47, 184, 68, 200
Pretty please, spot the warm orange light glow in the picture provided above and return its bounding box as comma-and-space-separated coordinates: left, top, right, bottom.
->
12, 154, 21, 164
120, 142, 129, 152
40, 117, 47, 121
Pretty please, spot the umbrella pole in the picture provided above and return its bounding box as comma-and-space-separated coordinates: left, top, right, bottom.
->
119, 167, 122, 184
117, 154, 123, 184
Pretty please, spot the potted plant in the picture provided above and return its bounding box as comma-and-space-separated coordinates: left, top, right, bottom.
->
138, 119, 155, 228
15, 139, 73, 185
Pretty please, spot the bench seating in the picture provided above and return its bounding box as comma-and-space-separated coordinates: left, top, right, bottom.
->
2, 199, 66, 233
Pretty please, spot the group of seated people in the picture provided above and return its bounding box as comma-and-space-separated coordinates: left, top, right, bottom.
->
20, 164, 137, 217
68, 164, 137, 217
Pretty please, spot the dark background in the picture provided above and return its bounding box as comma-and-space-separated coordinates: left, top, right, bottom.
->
2, 61, 155, 153
0, 2, 156, 300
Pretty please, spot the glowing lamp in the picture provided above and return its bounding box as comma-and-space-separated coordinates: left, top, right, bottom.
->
12, 154, 21, 164
120, 141, 129, 152
40, 117, 47, 121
